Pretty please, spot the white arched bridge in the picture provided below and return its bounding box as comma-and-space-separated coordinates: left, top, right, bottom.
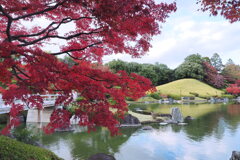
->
0, 94, 58, 114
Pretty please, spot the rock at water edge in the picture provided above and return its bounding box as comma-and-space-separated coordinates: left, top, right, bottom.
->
171, 107, 183, 123
121, 114, 140, 125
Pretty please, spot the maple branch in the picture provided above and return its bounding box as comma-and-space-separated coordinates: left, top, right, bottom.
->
66, 52, 87, 61
13, 1, 67, 20
12, 17, 94, 39
12, 66, 25, 81
0, 5, 13, 42
14, 65, 30, 78
17, 28, 102, 47
51, 41, 102, 55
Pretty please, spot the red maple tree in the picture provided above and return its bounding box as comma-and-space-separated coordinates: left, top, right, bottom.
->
226, 80, 240, 95
0, 0, 176, 135
202, 61, 225, 89
198, 0, 240, 23
0, 1, 239, 135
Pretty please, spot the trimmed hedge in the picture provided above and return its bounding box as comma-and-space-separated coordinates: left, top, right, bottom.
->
0, 136, 62, 160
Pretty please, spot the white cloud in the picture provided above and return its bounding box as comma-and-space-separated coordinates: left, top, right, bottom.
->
103, 2, 240, 69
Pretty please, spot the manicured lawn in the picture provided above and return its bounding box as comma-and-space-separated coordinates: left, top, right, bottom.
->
156, 78, 224, 99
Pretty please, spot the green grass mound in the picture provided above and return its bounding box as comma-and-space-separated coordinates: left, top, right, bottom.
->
156, 78, 224, 99
0, 136, 61, 160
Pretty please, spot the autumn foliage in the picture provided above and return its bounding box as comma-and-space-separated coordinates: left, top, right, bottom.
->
198, 0, 240, 23
226, 80, 240, 95
0, 0, 177, 135
202, 61, 225, 89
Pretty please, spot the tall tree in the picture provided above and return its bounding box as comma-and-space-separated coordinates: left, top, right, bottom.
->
106, 60, 127, 73
139, 64, 158, 85
222, 64, 240, 84
0, 0, 176, 135
154, 63, 173, 85
210, 53, 223, 72
174, 54, 205, 81
202, 61, 225, 88
226, 58, 235, 65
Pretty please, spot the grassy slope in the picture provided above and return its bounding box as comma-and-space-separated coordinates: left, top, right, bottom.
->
156, 78, 224, 98
0, 136, 61, 160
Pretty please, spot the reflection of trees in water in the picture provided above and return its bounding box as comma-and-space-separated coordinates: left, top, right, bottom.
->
227, 104, 240, 116
170, 104, 240, 142
41, 127, 138, 159
70, 127, 138, 159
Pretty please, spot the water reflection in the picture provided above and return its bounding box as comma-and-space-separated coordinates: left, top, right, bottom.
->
41, 127, 138, 160
38, 104, 240, 160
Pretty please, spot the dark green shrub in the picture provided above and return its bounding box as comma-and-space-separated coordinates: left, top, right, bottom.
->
168, 94, 181, 100
126, 97, 134, 101
221, 94, 234, 99
0, 136, 61, 160
149, 93, 161, 100
0, 114, 8, 124
189, 92, 199, 97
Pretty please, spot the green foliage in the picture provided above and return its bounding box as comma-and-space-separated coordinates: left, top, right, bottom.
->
221, 94, 235, 99
149, 92, 162, 100
106, 59, 127, 73
139, 65, 158, 85
167, 94, 182, 100
175, 62, 205, 80
0, 136, 61, 160
76, 96, 85, 102
226, 58, 234, 65
12, 127, 40, 146
0, 114, 8, 124
126, 97, 134, 101
210, 53, 223, 72
184, 53, 203, 64
222, 63, 240, 83
174, 54, 205, 81
106, 59, 173, 86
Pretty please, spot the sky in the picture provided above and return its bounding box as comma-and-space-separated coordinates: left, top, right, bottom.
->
102, 0, 240, 69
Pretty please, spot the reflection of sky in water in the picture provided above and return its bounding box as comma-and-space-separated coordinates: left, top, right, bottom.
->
40, 104, 240, 160
114, 124, 240, 160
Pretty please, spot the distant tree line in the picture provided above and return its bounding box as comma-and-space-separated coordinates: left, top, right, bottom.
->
106, 53, 240, 89
106, 60, 174, 86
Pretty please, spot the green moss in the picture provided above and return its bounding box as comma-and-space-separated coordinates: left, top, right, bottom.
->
0, 136, 61, 160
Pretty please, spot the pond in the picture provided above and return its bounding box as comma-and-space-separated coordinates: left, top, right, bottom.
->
36, 103, 240, 160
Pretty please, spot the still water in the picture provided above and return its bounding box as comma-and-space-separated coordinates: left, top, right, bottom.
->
39, 103, 240, 160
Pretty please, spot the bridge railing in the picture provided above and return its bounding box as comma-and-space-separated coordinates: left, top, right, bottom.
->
0, 93, 78, 114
